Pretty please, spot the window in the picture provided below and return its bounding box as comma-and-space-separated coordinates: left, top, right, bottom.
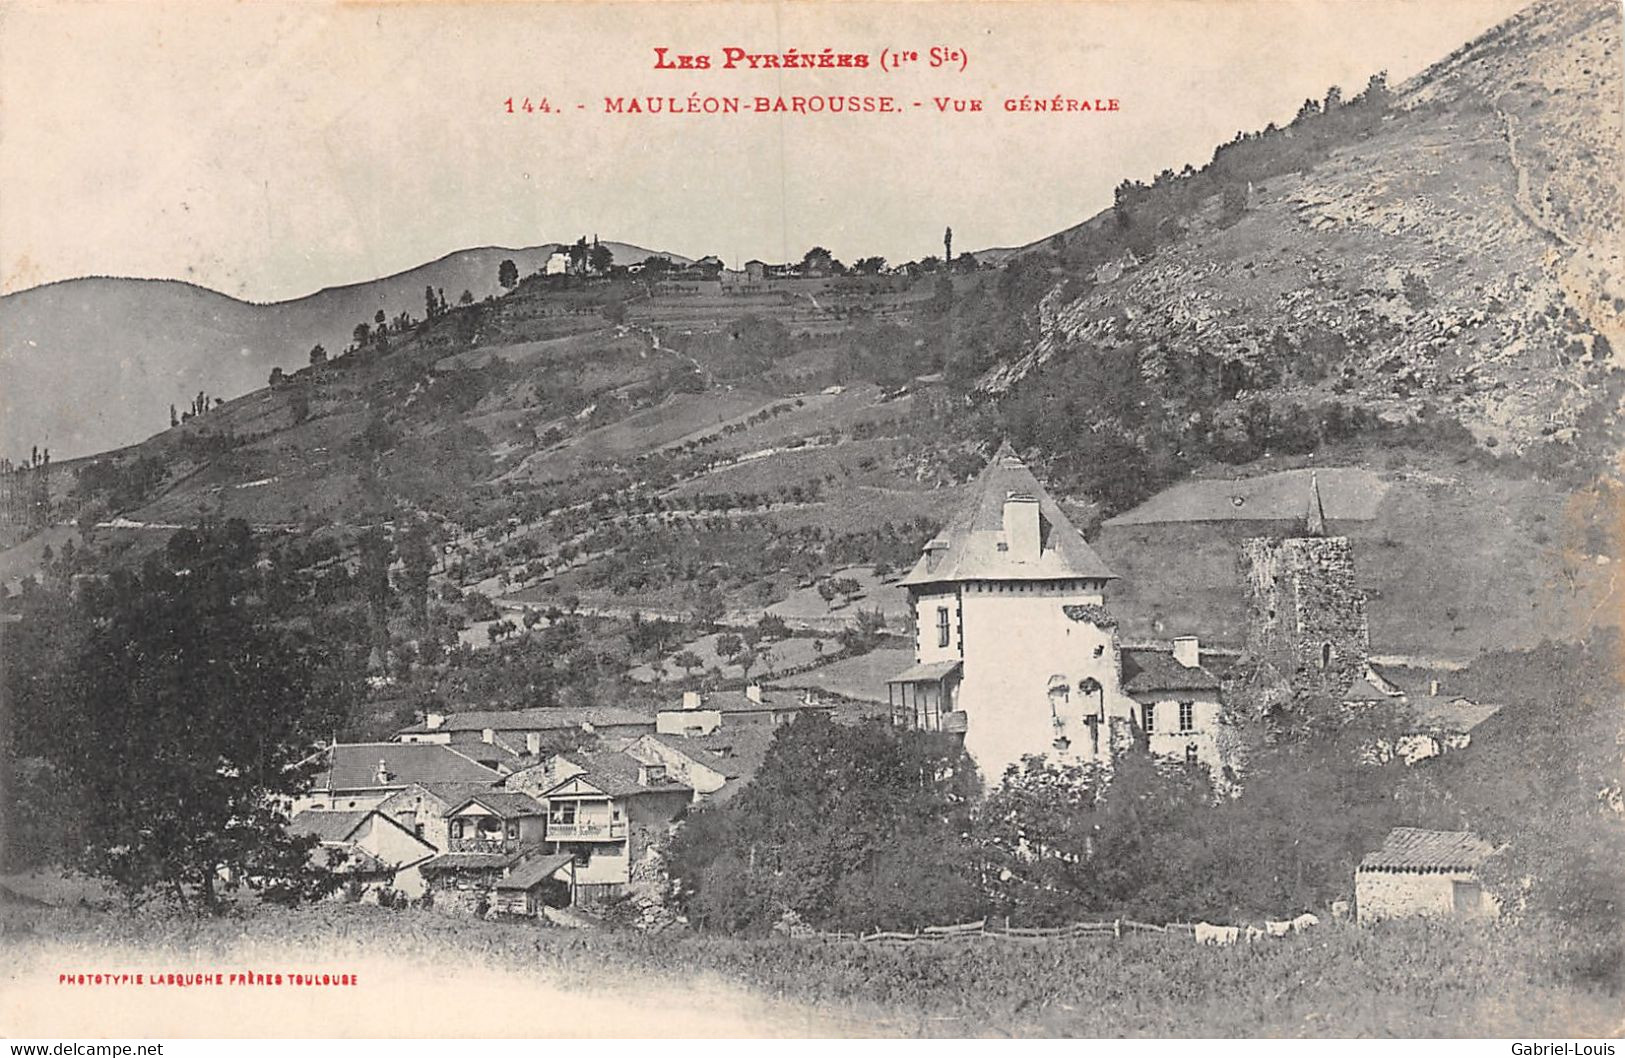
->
1321, 642, 1333, 669
450, 820, 464, 840
413, 823, 424, 839
506, 822, 520, 840
936, 607, 951, 648
1185, 743, 1199, 766
1143, 702, 1156, 734
572, 845, 592, 868
1178, 701, 1195, 733
551, 801, 577, 825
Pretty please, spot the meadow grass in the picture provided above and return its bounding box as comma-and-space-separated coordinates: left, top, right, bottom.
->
4, 900, 1617, 1037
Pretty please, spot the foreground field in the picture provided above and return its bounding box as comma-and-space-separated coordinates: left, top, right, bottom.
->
2, 902, 1618, 1038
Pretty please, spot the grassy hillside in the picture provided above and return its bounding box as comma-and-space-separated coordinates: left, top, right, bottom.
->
0, 241, 682, 459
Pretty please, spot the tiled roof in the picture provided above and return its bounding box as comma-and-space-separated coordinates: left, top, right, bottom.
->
396, 707, 656, 736
418, 851, 518, 873
407, 781, 502, 808
311, 743, 500, 792
1359, 828, 1494, 872
901, 442, 1115, 587
550, 750, 693, 799
288, 810, 368, 843
1121, 649, 1222, 694
446, 791, 547, 819
676, 689, 829, 714
1343, 679, 1396, 703
1408, 696, 1500, 733
887, 660, 962, 684
494, 853, 576, 891
636, 734, 745, 779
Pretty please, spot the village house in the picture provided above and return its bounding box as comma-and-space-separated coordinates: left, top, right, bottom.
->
1355, 827, 1500, 924
413, 791, 567, 914
623, 733, 750, 801
1120, 638, 1227, 772
287, 808, 437, 901
291, 742, 501, 814
418, 846, 575, 916
503, 749, 693, 903
395, 705, 657, 751
443, 791, 550, 853
376, 781, 499, 851
654, 685, 833, 737
1343, 667, 1501, 763
544, 249, 571, 275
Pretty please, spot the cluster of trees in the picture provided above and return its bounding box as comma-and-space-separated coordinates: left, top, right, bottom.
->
671, 632, 1622, 943
169, 391, 221, 427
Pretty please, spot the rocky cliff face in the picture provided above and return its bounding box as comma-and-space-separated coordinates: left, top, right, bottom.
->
986, 0, 1622, 455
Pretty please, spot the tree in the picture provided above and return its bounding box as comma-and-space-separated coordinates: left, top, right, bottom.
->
715, 632, 743, 662
352, 323, 370, 348
356, 527, 393, 659
309, 344, 327, 367
459, 289, 474, 306
667, 717, 981, 933
675, 650, 703, 678
425, 285, 440, 320
801, 246, 835, 275
28, 520, 352, 908
853, 256, 887, 275
268, 367, 285, 387
498, 258, 519, 289
396, 523, 435, 635
589, 243, 614, 275
690, 589, 726, 628
374, 309, 387, 328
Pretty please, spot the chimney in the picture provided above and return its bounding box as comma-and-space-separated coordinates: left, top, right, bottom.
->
745, 685, 762, 704
1172, 636, 1200, 669
425, 712, 445, 730
1429, 678, 1441, 696
374, 759, 391, 785
482, 727, 495, 744
525, 732, 541, 755
682, 690, 702, 711
1003, 493, 1040, 563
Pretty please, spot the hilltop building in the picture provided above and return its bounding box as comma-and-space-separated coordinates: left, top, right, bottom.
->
1240, 472, 1370, 714
887, 442, 1223, 782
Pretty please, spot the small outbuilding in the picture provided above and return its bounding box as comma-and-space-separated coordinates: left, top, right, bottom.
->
1355, 827, 1499, 925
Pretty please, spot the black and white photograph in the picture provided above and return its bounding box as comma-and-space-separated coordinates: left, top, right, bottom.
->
0, 0, 1621, 1043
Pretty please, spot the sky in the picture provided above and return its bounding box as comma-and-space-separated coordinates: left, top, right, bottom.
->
0, 0, 1530, 303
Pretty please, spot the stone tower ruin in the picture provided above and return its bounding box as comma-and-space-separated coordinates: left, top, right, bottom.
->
1240, 472, 1369, 714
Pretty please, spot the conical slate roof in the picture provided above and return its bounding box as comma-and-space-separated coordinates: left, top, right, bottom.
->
901, 442, 1116, 587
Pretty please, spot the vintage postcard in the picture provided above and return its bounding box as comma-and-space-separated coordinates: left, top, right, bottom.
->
1, 0, 1621, 1044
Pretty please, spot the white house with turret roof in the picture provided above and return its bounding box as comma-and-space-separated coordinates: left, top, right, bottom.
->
888, 443, 1224, 783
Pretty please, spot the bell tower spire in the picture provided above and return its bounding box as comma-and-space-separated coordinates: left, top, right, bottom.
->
1304, 471, 1327, 537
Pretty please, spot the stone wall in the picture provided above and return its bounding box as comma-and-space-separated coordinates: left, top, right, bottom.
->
1355, 867, 1498, 924
1241, 535, 1369, 712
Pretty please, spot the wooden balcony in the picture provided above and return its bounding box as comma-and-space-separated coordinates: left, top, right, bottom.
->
547, 819, 626, 841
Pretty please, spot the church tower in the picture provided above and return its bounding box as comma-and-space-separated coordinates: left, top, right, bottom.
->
888, 443, 1131, 783
1240, 471, 1369, 713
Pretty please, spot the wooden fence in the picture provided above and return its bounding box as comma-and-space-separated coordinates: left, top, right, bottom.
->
792, 917, 1207, 946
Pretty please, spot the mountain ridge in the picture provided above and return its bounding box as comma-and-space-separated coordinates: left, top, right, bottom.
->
0, 240, 690, 459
